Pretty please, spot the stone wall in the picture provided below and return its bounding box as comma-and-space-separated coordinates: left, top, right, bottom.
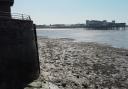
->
0, 1, 11, 17
0, 18, 40, 89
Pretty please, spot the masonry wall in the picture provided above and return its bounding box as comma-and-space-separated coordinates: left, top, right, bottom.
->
0, 18, 40, 88
0, 0, 12, 17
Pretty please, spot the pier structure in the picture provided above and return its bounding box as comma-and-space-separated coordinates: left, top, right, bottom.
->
86, 20, 126, 30
0, 0, 40, 89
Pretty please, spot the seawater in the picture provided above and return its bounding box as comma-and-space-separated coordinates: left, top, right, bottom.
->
37, 28, 128, 49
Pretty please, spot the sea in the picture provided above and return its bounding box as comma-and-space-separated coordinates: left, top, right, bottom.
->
37, 28, 128, 49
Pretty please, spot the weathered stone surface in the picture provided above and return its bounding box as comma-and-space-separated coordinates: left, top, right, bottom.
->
0, 0, 14, 18
0, 19, 39, 89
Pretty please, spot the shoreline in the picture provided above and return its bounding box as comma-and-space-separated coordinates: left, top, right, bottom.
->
26, 37, 128, 89
38, 36, 128, 50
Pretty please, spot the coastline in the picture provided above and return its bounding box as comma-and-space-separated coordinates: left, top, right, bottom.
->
26, 37, 128, 89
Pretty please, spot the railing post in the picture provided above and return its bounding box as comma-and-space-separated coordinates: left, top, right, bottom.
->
28, 16, 31, 20
22, 14, 24, 20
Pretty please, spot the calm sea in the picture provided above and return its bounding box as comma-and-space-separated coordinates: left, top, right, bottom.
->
37, 28, 128, 49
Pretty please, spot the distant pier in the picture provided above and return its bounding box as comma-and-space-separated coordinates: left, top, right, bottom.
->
36, 20, 126, 30
86, 20, 126, 30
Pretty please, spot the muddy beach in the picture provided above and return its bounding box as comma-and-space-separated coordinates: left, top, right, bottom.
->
25, 37, 128, 89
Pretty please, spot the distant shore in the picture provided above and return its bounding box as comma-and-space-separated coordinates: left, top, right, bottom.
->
36, 26, 128, 29
36, 24, 128, 29
26, 37, 128, 89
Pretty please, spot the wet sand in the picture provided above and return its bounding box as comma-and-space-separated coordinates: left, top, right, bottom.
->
25, 37, 128, 89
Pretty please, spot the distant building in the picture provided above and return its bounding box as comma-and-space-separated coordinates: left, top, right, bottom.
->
86, 20, 126, 29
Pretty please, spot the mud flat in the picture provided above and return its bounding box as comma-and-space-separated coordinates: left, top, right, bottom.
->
26, 37, 128, 89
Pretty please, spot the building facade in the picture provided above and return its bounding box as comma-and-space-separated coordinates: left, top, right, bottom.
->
86, 20, 126, 29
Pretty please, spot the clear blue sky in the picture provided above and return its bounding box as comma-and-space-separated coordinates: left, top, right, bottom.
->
12, 0, 128, 25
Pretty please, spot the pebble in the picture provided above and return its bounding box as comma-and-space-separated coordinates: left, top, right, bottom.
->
25, 37, 128, 89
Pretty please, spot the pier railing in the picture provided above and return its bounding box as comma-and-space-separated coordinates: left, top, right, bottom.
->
11, 13, 31, 20
0, 11, 31, 20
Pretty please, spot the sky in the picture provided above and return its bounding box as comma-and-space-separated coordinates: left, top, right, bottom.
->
12, 0, 128, 25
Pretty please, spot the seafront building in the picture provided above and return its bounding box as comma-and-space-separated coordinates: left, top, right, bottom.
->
86, 20, 126, 29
